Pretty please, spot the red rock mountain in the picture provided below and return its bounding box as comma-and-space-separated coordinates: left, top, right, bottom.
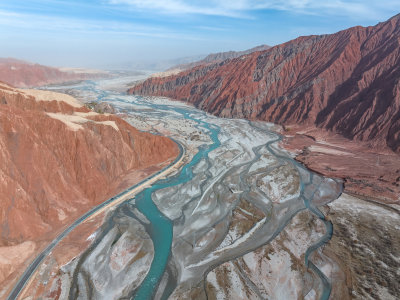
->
130, 14, 400, 153
0, 58, 108, 88
0, 82, 178, 284
170, 44, 270, 71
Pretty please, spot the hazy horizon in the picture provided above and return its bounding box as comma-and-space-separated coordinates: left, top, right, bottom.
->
0, 1, 399, 70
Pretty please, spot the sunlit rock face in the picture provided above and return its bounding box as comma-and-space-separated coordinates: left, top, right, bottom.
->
0, 82, 178, 290
129, 14, 400, 153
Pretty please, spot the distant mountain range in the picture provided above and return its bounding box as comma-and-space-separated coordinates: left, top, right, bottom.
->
106, 55, 206, 72
130, 14, 400, 153
109, 45, 270, 73
168, 44, 270, 71
0, 58, 109, 88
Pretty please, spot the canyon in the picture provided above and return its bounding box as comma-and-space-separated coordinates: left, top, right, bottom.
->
3, 70, 398, 299
2, 13, 400, 300
0, 82, 178, 296
11, 79, 344, 299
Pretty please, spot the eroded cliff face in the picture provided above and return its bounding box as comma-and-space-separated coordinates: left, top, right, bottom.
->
130, 14, 400, 153
0, 82, 178, 287
0, 58, 107, 88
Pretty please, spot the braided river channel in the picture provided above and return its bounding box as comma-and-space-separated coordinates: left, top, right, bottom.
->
22, 75, 343, 300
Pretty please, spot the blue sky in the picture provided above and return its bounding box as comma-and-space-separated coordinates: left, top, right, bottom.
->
0, 0, 399, 69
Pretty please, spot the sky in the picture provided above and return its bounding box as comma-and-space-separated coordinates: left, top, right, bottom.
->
0, 0, 399, 69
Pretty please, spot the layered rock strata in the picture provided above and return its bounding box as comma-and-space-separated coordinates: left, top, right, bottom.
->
129, 14, 400, 153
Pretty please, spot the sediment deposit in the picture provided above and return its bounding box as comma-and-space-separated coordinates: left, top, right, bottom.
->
20, 82, 343, 299
10, 73, 399, 300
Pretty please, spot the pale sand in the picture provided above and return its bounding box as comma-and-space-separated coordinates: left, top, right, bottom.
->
1, 83, 119, 132
74, 111, 103, 117
58, 67, 109, 74
150, 68, 183, 78
0, 83, 83, 108
22, 89, 83, 108
0, 241, 36, 282
309, 145, 352, 156
46, 112, 119, 131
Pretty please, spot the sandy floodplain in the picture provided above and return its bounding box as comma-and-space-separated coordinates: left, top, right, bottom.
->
16, 78, 350, 300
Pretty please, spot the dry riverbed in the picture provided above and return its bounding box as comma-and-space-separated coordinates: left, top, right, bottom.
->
14, 78, 397, 300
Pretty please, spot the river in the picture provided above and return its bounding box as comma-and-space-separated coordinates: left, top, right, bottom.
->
19, 75, 343, 300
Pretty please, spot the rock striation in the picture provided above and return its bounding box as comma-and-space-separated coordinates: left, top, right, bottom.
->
0, 58, 108, 88
0, 82, 178, 288
130, 14, 400, 153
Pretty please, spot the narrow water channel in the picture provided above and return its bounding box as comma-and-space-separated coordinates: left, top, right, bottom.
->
133, 111, 221, 299
41, 77, 342, 300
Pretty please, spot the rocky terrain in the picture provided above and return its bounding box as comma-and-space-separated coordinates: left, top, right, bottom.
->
18, 87, 342, 300
11, 76, 399, 300
205, 210, 326, 299
322, 193, 399, 300
0, 82, 178, 294
0, 58, 109, 88
129, 14, 400, 154
281, 125, 400, 203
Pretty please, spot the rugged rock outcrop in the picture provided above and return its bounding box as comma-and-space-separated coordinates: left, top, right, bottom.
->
0, 58, 108, 88
0, 82, 178, 287
130, 14, 400, 153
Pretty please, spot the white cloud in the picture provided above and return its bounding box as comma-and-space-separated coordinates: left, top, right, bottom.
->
0, 9, 200, 40
107, 0, 246, 17
108, 0, 400, 20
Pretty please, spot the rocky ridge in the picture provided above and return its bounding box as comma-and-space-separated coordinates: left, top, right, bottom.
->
130, 14, 400, 153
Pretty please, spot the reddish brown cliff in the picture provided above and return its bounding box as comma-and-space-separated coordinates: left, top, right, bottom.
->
0, 58, 108, 88
130, 14, 400, 153
0, 82, 178, 286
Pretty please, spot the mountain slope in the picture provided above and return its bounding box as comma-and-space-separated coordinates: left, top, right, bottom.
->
0, 58, 108, 87
0, 82, 178, 285
130, 15, 400, 153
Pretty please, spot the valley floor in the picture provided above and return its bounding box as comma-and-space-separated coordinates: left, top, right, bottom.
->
6, 76, 399, 300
